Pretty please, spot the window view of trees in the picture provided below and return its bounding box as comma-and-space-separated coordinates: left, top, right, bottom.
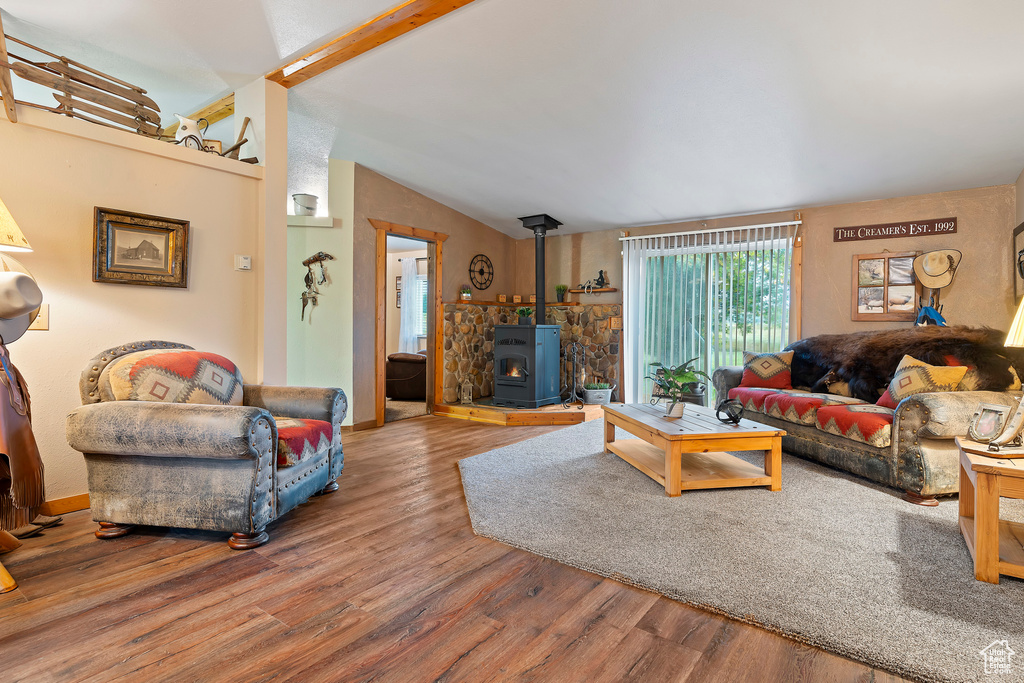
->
640, 243, 793, 403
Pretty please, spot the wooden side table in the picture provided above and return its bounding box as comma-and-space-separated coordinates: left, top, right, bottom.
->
957, 437, 1024, 584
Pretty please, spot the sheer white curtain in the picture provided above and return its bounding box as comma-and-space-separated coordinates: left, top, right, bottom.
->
398, 257, 419, 353
621, 221, 800, 404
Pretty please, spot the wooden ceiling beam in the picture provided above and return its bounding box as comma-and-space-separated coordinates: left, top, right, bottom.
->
163, 92, 234, 138
266, 0, 478, 89
0, 16, 18, 122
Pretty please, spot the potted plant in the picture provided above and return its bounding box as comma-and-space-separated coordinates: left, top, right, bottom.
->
645, 358, 711, 416
583, 381, 615, 405
459, 285, 472, 301
516, 306, 533, 325
555, 284, 569, 303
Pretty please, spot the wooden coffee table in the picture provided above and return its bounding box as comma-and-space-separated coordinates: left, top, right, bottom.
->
957, 437, 1024, 583
603, 403, 784, 497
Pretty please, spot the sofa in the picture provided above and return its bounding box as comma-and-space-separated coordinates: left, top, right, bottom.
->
712, 327, 1023, 505
65, 340, 347, 548
386, 351, 427, 400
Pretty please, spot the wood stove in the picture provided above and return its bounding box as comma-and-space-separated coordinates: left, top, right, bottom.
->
492, 213, 564, 409
492, 324, 561, 408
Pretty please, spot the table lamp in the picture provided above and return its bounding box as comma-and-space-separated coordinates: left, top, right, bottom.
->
989, 297, 1024, 451
0, 197, 32, 253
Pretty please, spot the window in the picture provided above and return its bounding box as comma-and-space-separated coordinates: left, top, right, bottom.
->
414, 274, 429, 337
622, 222, 800, 403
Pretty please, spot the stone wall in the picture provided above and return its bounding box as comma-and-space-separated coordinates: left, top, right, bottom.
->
442, 302, 621, 404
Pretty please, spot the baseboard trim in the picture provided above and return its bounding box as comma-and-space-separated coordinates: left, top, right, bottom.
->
39, 493, 90, 516
341, 419, 378, 433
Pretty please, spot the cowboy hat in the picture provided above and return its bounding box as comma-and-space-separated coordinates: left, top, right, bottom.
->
0, 257, 41, 345
913, 249, 962, 289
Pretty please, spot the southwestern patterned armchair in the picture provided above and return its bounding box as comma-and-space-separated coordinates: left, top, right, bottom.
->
65, 341, 346, 549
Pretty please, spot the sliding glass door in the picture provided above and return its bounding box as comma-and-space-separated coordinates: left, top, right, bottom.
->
623, 222, 799, 404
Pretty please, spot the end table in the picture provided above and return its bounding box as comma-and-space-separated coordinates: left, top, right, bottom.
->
957, 437, 1024, 584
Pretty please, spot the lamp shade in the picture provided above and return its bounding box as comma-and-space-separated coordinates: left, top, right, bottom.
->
0, 197, 32, 252
1006, 297, 1024, 348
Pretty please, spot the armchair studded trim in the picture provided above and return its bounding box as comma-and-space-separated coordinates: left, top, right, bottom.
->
243, 385, 348, 482
80, 341, 192, 404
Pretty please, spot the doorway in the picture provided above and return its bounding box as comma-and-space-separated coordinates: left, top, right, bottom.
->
372, 219, 447, 427
383, 235, 429, 422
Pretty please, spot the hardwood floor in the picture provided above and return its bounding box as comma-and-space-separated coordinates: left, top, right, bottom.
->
0, 416, 908, 682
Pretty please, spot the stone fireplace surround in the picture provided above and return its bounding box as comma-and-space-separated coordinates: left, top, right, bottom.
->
442, 302, 621, 404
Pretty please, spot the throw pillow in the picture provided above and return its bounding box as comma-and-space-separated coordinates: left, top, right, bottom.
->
876, 354, 968, 409
739, 351, 794, 389
102, 349, 244, 405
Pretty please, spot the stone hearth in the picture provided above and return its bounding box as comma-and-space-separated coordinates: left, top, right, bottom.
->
442, 303, 621, 404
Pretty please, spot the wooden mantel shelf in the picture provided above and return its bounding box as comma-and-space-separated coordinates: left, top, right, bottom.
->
568, 287, 618, 294
444, 300, 584, 307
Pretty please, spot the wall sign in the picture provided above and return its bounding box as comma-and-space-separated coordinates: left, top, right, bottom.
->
833, 217, 957, 243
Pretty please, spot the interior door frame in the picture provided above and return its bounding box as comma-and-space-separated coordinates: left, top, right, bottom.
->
371, 218, 447, 427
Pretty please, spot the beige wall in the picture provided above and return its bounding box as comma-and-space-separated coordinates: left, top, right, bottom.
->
1016, 167, 1024, 226
349, 165, 518, 424
386, 249, 428, 355
799, 185, 1015, 336
0, 109, 263, 500
516, 228, 626, 306
535, 185, 1018, 338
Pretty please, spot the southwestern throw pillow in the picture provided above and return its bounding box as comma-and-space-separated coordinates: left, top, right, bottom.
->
739, 351, 794, 389
876, 354, 968, 409
101, 349, 244, 406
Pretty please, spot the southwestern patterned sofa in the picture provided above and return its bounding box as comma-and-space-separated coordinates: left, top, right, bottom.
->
713, 327, 1023, 505
65, 341, 346, 549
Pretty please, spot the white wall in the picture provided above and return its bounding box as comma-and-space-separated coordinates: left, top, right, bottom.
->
286, 159, 356, 425
385, 249, 428, 355
0, 108, 264, 500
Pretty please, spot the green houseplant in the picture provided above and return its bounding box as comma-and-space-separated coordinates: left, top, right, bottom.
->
555, 284, 569, 303
583, 381, 615, 405
515, 306, 533, 325
646, 358, 711, 416
459, 284, 472, 301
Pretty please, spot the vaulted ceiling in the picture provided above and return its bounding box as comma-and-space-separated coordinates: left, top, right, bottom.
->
3, 0, 1023, 235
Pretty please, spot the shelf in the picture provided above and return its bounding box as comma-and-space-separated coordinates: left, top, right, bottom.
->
287, 215, 341, 228
568, 287, 618, 294
444, 300, 582, 307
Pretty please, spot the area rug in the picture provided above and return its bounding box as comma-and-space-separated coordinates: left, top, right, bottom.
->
458, 420, 1024, 683
385, 399, 428, 423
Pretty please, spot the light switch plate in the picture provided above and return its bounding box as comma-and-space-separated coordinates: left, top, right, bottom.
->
28, 304, 49, 331
234, 255, 252, 271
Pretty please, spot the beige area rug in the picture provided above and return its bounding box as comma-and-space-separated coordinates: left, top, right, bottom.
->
458, 420, 1024, 683
385, 399, 428, 423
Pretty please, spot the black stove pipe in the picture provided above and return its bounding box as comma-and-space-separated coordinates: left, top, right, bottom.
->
518, 214, 562, 323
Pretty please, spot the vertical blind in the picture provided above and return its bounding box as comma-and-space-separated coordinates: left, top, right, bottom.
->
621, 221, 800, 404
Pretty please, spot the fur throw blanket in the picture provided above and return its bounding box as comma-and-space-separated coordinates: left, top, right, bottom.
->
785, 326, 1024, 402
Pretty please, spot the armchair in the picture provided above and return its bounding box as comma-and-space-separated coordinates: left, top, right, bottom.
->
65, 341, 346, 549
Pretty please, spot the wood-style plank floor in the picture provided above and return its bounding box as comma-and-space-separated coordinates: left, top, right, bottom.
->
0, 416, 908, 682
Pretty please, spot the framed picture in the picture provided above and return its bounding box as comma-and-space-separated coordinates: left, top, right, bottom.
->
851, 251, 921, 322
1013, 221, 1024, 303
396, 275, 402, 308
968, 403, 1012, 443
93, 208, 189, 288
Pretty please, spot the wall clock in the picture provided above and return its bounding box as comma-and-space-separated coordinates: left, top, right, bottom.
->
469, 254, 493, 290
